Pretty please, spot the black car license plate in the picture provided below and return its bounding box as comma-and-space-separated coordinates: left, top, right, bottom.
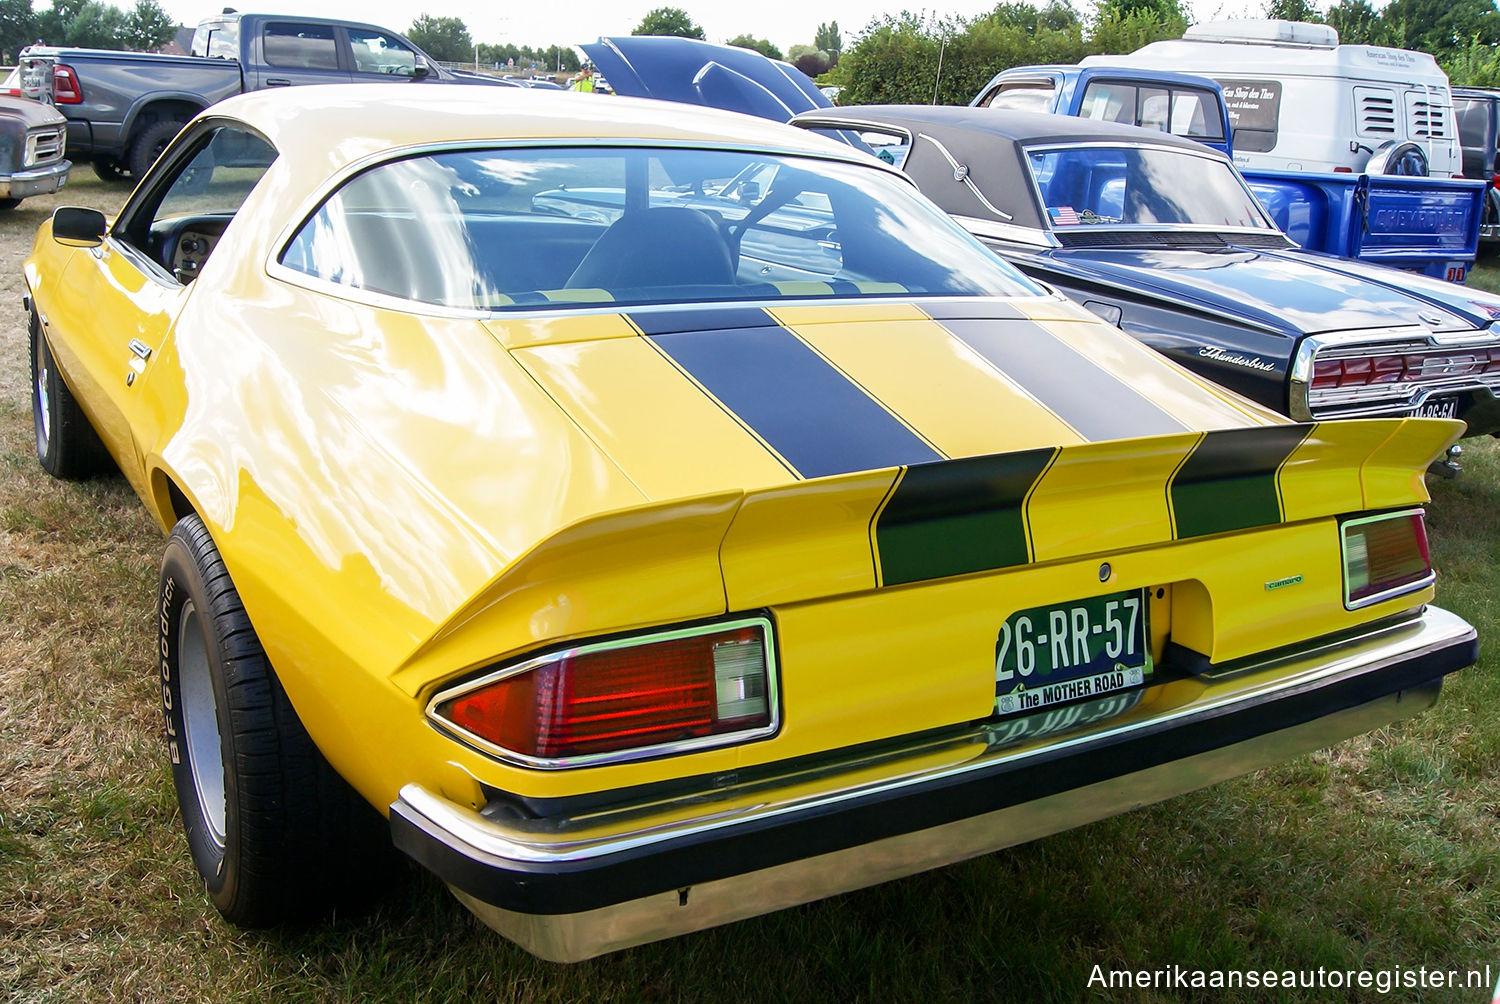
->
1411, 397, 1459, 419
994, 588, 1151, 717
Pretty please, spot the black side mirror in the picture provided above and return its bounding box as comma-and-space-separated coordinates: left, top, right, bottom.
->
52, 206, 106, 247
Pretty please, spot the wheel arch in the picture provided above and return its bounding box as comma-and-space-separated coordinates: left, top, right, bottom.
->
121, 96, 207, 149
148, 466, 205, 533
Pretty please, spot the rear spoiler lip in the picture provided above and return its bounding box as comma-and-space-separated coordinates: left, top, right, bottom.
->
390, 417, 1462, 695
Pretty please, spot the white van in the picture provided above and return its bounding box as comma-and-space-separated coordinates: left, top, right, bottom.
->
1083, 20, 1462, 177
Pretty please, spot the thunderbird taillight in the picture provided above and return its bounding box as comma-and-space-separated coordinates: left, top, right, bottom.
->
430, 617, 777, 765
1341, 510, 1433, 609
1311, 348, 1500, 390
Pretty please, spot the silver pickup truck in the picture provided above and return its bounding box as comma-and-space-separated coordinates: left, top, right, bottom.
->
19, 11, 478, 181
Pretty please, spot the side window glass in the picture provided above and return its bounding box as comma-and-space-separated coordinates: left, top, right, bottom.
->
1170, 89, 1224, 141
347, 29, 418, 76
1218, 79, 1282, 154
263, 23, 339, 70
1080, 83, 1138, 125
120, 126, 277, 283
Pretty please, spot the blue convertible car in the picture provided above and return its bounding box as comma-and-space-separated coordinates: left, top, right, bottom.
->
586, 37, 1500, 445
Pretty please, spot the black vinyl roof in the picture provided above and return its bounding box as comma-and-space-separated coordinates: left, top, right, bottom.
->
790, 106, 1229, 230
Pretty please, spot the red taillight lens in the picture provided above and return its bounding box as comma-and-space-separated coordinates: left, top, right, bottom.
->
433, 620, 775, 763
52, 65, 81, 104
1342, 511, 1433, 608
1369, 354, 1405, 383
1334, 166, 1353, 173
1312, 347, 1500, 390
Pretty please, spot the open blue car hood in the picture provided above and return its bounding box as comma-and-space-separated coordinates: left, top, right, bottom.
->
582, 36, 831, 121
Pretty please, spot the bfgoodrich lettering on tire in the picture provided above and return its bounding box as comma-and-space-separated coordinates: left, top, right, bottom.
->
158, 514, 390, 926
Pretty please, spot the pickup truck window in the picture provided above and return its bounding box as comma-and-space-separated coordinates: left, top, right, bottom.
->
348, 28, 418, 77
190, 20, 238, 59
1080, 82, 1224, 142
263, 23, 339, 71
977, 82, 1056, 113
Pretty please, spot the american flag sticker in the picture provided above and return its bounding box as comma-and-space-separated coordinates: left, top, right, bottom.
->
1049, 206, 1080, 226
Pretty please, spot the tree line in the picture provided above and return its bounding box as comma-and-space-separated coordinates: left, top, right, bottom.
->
0, 0, 176, 60
620, 0, 1500, 101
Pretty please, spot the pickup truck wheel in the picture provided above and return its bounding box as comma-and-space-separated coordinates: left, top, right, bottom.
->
0, 198, 20, 210
128, 119, 187, 180
92, 158, 130, 183
29, 309, 112, 479
159, 514, 392, 927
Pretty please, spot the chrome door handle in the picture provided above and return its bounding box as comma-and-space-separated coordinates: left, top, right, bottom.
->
128, 338, 152, 361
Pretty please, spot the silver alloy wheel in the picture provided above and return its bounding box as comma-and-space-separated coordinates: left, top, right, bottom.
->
33, 347, 50, 453
178, 600, 227, 849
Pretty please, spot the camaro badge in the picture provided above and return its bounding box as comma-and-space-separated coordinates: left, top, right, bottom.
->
1265, 574, 1304, 591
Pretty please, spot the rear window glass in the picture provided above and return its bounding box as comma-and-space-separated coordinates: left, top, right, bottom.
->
1080, 82, 1225, 143
1028, 145, 1271, 229
192, 22, 239, 60
979, 82, 1056, 113
279, 146, 1042, 311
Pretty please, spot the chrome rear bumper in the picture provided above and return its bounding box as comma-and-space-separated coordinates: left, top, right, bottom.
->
392, 605, 1476, 962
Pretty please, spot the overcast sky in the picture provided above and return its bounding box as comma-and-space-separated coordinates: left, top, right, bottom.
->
129, 0, 1266, 57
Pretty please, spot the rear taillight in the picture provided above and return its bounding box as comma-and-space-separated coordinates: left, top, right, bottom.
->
1342, 510, 1433, 609
430, 617, 777, 765
52, 65, 81, 104
1310, 349, 1498, 390
1334, 166, 1353, 173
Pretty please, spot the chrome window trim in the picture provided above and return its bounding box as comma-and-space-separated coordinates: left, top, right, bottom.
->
1340, 510, 1436, 610
953, 214, 1059, 248
426, 615, 780, 770
914, 133, 1013, 221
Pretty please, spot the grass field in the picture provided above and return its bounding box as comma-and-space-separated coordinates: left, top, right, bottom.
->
0, 173, 1496, 1002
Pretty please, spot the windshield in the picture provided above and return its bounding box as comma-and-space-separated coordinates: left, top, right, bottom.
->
1027, 146, 1272, 230
279, 146, 1042, 311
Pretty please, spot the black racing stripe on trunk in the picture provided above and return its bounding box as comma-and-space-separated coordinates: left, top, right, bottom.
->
626, 306, 775, 336
1169, 424, 1314, 539
935, 316, 1187, 442
875, 449, 1058, 586
644, 321, 943, 479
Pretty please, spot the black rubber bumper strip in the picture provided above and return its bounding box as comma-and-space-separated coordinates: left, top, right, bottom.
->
390, 631, 1475, 916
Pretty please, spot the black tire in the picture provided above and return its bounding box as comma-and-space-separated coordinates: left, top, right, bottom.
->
127, 118, 187, 180
0, 197, 21, 210
29, 309, 113, 479
159, 514, 391, 927
92, 157, 131, 183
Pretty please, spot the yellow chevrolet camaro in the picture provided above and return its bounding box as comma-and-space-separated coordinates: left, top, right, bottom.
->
24, 85, 1478, 961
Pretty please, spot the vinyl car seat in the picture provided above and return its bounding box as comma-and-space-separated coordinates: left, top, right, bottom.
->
566, 207, 735, 289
